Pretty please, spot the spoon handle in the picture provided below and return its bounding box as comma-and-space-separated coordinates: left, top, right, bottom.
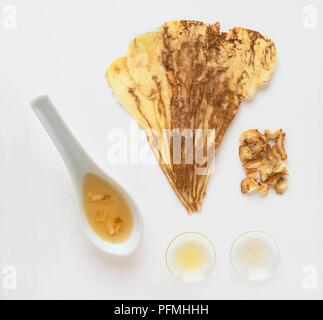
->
31, 95, 93, 186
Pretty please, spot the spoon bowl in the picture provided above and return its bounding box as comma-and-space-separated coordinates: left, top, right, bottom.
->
31, 95, 143, 256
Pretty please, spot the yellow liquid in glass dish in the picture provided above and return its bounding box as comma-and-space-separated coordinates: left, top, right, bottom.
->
174, 241, 209, 272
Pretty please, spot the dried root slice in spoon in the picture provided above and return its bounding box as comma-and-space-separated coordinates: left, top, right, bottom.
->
106, 20, 277, 213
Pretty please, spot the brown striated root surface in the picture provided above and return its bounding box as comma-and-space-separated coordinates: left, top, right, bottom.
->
106, 20, 277, 213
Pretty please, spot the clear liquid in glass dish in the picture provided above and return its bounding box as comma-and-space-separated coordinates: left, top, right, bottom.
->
230, 231, 280, 283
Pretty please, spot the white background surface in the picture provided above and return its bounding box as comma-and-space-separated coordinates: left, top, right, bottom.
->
0, 0, 322, 300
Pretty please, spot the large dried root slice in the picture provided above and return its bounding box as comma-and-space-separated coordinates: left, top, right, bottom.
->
106, 20, 277, 213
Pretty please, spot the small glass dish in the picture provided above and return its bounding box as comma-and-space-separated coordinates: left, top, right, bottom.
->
165, 232, 216, 283
230, 231, 280, 284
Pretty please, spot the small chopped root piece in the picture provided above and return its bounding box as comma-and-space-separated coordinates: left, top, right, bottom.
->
265, 129, 282, 140
240, 129, 262, 144
266, 173, 284, 187
249, 142, 266, 158
241, 178, 259, 194
276, 133, 287, 160
239, 129, 288, 196
106, 221, 115, 235
273, 161, 288, 175
244, 159, 267, 170
259, 164, 274, 182
239, 145, 253, 162
106, 217, 123, 235
275, 178, 288, 195
258, 183, 269, 196
267, 145, 280, 161
88, 192, 111, 202
246, 169, 260, 180
95, 210, 108, 222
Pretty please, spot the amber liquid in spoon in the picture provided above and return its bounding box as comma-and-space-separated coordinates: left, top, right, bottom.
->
83, 173, 133, 244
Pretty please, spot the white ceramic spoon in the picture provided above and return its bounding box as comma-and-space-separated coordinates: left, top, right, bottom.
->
31, 95, 143, 256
